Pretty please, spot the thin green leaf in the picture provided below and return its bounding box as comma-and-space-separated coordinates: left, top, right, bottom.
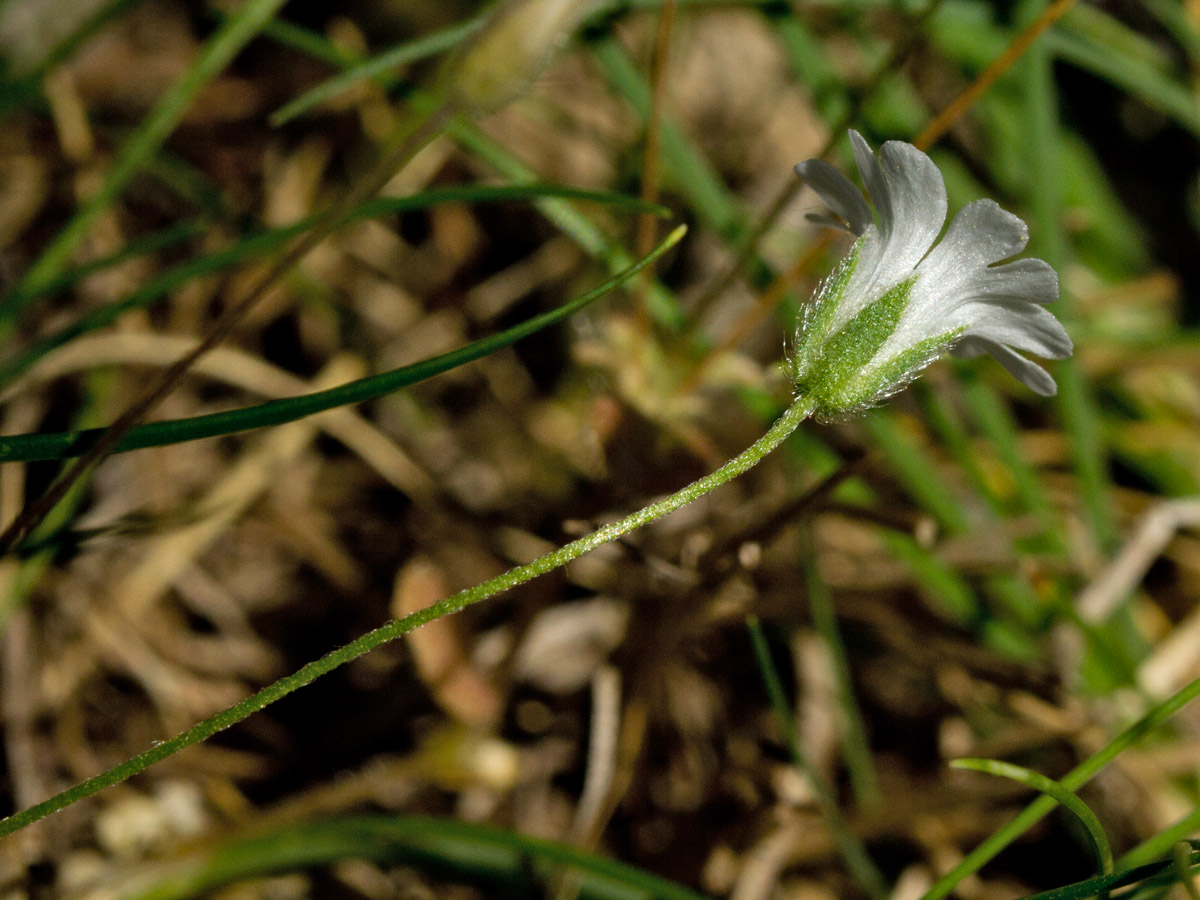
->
919, 675, 1200, 900
1119, 808, 1200, 870
951, 757, 1113, 875
0, 217, 211, 315
1015, 846, 1200, 900
0, 226, 686, 463
0, 0, 145, 118
860, 410, 970, 534
258, 20, 686, 327
1175, 842, 1200, 900
1048, 11, 1200, 139
803, 540, 881, 810
587, 34, 746, 244
1017, 0, 1118, 552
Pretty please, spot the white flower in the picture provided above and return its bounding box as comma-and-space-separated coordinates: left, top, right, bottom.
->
790, 130, 1072, 421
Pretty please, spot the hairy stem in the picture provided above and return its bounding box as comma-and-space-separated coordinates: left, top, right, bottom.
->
0, 396, 814, 838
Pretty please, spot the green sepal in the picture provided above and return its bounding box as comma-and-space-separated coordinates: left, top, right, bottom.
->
791, 239, 860, 381
795, 273, 915, 415
840, 326, 965, 411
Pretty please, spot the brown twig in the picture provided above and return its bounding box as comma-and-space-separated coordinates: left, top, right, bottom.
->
912, 0, 1077, 151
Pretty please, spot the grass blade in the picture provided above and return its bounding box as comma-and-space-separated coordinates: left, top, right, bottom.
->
746, 614, 888, 900
919, 674, 1200, 900
951, 757, 1113, 876
0, 225, 686, 464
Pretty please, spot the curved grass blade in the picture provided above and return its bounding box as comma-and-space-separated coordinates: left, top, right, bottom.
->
0, 185, 669, 388
951, 758, 1113, 876
0, 225, 685, 464
270, 16, 485, 126
114, 815, 708, 900
920, 674, 1200, 900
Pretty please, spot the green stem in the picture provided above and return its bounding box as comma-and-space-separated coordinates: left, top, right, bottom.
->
0, 396, 815, 839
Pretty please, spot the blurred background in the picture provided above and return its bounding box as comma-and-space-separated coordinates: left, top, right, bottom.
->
0, 1, 1199, 898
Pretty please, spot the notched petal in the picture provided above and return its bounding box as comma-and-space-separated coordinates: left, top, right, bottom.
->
951, 337, 1059, 396
796, 158, 872, 235
876, 140, 948, 266
972, 340, 1059, 396
962, 300, 1073, 358
976, 258, 1059, 305
927, 199, 1028, 275
849, 130, 889, 227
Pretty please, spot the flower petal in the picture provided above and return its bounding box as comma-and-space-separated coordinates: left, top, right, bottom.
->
916, 199, 1028, 295
912, 246, 1059, 318
971, 258, 1059, 306
850, 130, 889, 223
845, 131, 948, 301
961, 299, 1073, 358
875, 139, 948, 268
953, 337, 1058, 396
795, 158, 871, 235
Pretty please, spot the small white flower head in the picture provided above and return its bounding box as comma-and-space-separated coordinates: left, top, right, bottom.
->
790, 130, 1072, 422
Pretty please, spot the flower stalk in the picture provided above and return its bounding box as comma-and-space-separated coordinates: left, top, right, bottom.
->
0, 396, 815, 839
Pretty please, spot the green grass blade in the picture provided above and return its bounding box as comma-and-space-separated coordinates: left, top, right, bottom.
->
1118, 808, 1200, 870
860, 410, 970, 534
1141, 0, 1200, 61
2, 0, 291, 312
959, 371, 1059, 535
586, 33, 746, 243
115, 815, 709, 900
919, 674, 1200, 900
258, 19, 687, 326
951, 758, 1113, 875
0, 226, 685, 463
1015, 848, 1200, 900
0, 217, 211, 316
270, 17, 485, 126
0, 185, 669, 388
